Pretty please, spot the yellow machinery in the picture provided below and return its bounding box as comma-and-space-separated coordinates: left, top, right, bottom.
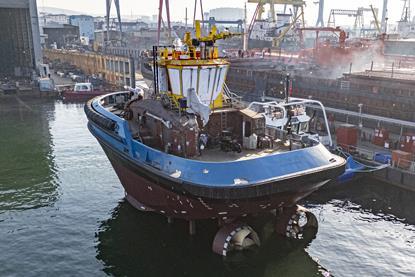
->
154, 21, 241, 110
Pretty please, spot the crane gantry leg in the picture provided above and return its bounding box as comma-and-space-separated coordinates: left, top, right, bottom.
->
105, 0, 122, 48
157, 0, 172, 44
315, 0, 324, 27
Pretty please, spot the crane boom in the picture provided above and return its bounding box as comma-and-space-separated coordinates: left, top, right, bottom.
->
370, 5, 381, 34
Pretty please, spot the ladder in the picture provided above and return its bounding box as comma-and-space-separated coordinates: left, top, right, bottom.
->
167, 94, 180, 113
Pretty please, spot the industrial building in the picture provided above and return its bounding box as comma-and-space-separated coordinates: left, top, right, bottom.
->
94, 30, 122, 49
43, 24, 80, 49
114, 21, 148, 32
0, 0, 42, 78
69, 15, 95, 41
39, 13, 69, 26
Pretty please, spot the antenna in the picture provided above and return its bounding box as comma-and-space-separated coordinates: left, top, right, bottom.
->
185, 7, 188, 30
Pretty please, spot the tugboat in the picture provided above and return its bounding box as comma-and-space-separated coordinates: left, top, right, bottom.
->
85, 22, 346, 256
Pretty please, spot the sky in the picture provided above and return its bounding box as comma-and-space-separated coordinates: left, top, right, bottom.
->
38, 0, 407, 27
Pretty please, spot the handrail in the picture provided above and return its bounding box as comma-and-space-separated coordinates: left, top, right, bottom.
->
290, 97, 333, 147
250, 96, 334, 147
223, 83, 244, 107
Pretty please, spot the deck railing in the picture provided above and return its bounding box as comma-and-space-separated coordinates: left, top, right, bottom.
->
223, 83, 244, 108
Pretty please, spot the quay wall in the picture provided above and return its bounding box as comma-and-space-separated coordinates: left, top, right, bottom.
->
373, 167, 415, 192
43, 49, 134, 87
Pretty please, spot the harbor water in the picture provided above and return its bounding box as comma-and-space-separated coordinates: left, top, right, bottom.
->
0, 99, 414, 276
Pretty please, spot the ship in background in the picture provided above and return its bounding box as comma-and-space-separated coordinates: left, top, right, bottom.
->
248, 12, 296, 49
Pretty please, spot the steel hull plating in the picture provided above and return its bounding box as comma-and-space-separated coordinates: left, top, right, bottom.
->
99, 139, 333, 220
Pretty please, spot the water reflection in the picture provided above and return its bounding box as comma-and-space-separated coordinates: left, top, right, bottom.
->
96, 178, 415, 277
96, 200, 327, 277
1, 99, 413, 276
305, 178, 415, 276
307, 177, 415, 224
0, 99, 59, 212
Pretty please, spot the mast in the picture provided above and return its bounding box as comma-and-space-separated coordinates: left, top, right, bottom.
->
285, 73, 290, 103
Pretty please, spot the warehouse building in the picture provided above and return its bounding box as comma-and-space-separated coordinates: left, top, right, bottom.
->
0, 0, 42, 78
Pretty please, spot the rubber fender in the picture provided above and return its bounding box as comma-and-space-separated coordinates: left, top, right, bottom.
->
84, 98, 117, 131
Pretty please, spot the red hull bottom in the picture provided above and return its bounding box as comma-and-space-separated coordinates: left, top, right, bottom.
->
103, 145, 328, 220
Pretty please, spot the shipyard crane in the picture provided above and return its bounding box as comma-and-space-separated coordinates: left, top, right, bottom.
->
157, 0, 172, 44
105, 0, 122, 48
397, 0, 414, 37
370, 5, 382, 34
327, 7, 379, 32
319, 0, 388, 33
327, 9, 359, 29
247, 0, 306, 23
400, 0, 412, 22
247, 0, 306, 45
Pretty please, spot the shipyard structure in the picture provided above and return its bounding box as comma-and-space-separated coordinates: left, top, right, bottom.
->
0, 0, 42, 79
